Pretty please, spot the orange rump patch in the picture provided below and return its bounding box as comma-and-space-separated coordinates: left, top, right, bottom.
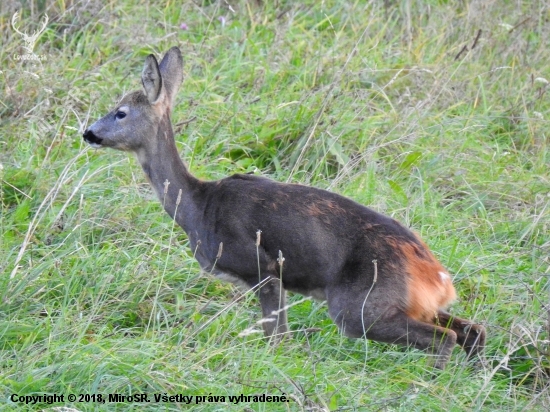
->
399, 239, 457, 322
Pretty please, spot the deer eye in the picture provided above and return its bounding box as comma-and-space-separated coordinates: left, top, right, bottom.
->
115, 111, 127, 120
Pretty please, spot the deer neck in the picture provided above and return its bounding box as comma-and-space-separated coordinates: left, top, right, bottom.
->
135, 114, 200, 231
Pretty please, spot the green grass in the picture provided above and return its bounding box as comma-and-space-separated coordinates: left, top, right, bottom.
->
1, 0, 549, 410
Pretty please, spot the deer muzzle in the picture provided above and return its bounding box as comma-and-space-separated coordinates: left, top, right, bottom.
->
83, 129, 103, 148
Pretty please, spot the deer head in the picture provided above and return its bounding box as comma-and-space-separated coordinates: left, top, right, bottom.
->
83, 47, 183, 156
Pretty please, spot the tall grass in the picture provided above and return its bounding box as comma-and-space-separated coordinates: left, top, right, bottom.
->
1, 0, 549, 410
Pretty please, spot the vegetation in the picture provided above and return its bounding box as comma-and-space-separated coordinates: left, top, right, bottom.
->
1, 0, 549, 410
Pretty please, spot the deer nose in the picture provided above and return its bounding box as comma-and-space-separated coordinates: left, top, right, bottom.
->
83, 129, 103, 146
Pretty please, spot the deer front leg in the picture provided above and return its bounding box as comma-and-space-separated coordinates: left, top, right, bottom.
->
257, 277, 288, 341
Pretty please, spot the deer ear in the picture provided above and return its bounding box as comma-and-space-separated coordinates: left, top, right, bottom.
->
158, 47, 183, 111
142, 54, 162, 104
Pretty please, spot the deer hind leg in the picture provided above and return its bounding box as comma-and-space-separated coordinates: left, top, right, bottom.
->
327, 292, 457, 369
436, 311, 485, 359
255, 276, 288, 341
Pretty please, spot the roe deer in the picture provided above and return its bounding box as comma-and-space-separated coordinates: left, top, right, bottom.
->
83, 47, 485, 369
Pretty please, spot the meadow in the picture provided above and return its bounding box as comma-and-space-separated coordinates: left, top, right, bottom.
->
1, 0, 549, 410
